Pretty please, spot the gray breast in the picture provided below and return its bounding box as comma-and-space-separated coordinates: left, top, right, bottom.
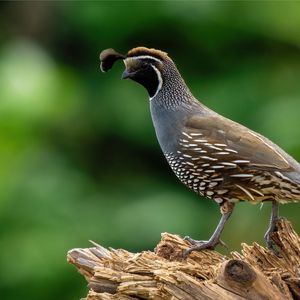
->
150, 104, 183, 153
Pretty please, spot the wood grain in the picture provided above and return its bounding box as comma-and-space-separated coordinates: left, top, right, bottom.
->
68, 218, 300, 299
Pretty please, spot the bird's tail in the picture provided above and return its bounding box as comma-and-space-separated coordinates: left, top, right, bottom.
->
273, 171, 300, 203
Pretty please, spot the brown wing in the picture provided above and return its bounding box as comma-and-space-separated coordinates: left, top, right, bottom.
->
185, 114, 292, 171
176, 114, 296, 203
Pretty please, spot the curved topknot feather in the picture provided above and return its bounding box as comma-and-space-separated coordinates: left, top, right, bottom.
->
99, 48, 125, 72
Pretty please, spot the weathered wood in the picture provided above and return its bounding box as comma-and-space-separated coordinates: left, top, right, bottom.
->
68, 218, 300, 299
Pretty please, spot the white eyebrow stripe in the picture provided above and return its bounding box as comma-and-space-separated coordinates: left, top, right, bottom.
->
149, 64, 163, 100
129, 55, 162, 63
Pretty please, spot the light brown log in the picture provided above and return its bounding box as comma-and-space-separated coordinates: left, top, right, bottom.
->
67, 218, 300, 299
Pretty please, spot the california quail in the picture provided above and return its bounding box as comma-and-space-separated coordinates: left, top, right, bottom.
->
100, 47, 300, 256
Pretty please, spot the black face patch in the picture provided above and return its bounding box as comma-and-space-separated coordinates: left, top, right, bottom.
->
126, 60, 160, 98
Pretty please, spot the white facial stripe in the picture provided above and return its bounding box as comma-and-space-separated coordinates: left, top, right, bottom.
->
130, 55, 162, 63
149, 64, 163, 100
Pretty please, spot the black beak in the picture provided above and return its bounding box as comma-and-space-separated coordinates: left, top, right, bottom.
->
121, 69, 130, 79
122, 69, 136, 79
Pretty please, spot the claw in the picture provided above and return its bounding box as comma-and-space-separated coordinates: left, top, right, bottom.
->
183, 236, 198, 245
264, 233, 280, 256
183, 203, 234, 257
264, 218, 282, 257
183, 236, 227, 257
218, 239, 228, 249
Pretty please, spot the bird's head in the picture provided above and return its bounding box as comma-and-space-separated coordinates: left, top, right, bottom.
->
100, 47, 173, 98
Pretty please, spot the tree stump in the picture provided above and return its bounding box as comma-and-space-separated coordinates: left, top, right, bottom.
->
67, 218, 300, 299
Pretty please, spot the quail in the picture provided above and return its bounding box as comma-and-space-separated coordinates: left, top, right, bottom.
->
99, 47, 300, 256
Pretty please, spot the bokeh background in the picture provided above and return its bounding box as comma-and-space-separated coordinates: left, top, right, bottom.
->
1, 1, 300, 299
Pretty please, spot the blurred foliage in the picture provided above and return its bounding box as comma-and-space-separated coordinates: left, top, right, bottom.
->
0, 1, 300, 300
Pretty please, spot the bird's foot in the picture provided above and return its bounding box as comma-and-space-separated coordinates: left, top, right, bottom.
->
183, 236, 227, 257
264, 217, 283, 257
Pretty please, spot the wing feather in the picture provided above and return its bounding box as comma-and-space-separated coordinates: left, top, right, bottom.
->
185, 114, 292, 171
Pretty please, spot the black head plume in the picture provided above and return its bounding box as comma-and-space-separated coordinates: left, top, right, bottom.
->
99, 48, 125, 72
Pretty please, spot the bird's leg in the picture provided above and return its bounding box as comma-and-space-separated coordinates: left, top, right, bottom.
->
184, 202, 234, 257
264, 200, 280, 255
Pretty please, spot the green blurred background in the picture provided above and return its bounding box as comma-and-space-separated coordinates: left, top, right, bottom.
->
1, 1, 300, 299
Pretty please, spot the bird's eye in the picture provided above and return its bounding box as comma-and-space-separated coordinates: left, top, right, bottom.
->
141, 63, 148, 69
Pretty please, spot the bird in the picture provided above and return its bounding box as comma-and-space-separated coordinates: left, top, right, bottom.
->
99, 47, 300, 256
